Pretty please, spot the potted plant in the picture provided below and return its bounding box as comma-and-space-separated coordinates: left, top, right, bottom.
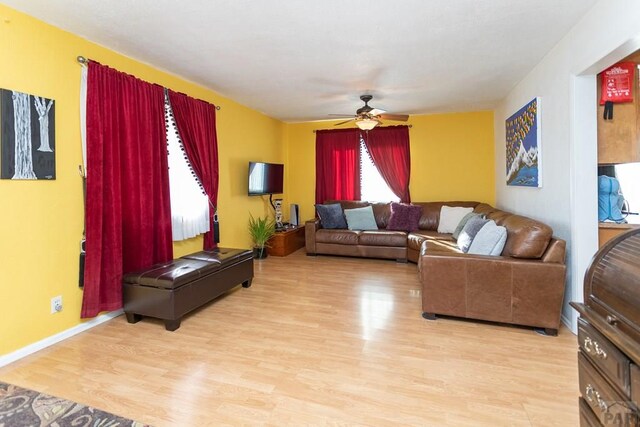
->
248, 213, 276, 259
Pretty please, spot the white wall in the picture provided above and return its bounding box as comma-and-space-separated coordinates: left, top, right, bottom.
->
494, 0, 640, 332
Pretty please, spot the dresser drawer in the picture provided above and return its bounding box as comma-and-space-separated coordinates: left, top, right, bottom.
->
579, 352, 638, 426
579, 317, 631, 396
580, 397, 603, 426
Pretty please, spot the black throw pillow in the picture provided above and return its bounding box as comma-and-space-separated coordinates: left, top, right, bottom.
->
315, 203, 347, 229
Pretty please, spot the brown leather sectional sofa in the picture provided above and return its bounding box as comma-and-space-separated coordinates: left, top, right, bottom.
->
305, 200, 567, 335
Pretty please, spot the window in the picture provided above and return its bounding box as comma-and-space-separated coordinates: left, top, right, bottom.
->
165, 99, 210, 240
359, 138, 400, 203
315, 126, 410, 204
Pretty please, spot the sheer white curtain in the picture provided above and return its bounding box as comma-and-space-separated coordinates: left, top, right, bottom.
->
165, 96, 210, 241
360, 138, 400, 203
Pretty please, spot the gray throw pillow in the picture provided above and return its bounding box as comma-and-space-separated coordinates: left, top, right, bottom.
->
315, 203, 347, 229
457, 216, 489, 253
452, 212, 482, 240
344, 206, 378, 231
468, 221, 508, 256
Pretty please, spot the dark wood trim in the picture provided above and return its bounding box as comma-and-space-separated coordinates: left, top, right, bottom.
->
571, 302, 640, 365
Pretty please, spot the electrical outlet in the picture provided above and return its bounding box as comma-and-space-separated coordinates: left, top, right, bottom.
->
51, 296, 63, 314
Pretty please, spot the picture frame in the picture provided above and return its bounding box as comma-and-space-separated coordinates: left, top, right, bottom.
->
505, 97, 540, 187
1, 88, 56, 180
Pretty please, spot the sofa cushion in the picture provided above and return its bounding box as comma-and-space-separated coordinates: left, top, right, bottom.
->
407, 231, 454, 251
452, 212, 482, 240
344, 206, 378, 231
410, 201, 479, 231
473, 203, 497, 217
358, 230, 407, 247
468, 221, 508, 256
387, 202, 422, 232
437, 206, 474, 233
316, 229, 360, 245
474, 204, 553, 258
316, 203, 347, 229
421, 239, 463, 255
457, 216, 489, 253
371, 203, 391, 229
326, 200, 391, 228
501, 215, 552, 258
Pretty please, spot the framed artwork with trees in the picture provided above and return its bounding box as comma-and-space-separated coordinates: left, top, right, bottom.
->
1, 88, 55, 180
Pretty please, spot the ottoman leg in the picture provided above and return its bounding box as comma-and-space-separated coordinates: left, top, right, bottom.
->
164, 319, 181, 331
125, 313, 142, 324
534, 327, 558, 337
422, 312, 437, 321
544, 328, 558, 337
242, 279, 252, 288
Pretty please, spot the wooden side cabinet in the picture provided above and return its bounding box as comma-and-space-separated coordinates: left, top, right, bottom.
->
267, 226, 305, 257
571, 229, 640, 426
598, 223, 640, 248
597, 53, 640, 164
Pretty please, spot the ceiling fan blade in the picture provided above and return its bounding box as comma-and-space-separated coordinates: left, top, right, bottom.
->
334, 118, 355, 126
379, 113, 409, 121
369, 108, 386, 116
328, 114, 355, 117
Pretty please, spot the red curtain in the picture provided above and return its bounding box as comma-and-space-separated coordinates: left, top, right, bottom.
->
168, 90, 219, 250
82, 62, 173, 318
364, 125, 412, 203
315, 129, 361, 204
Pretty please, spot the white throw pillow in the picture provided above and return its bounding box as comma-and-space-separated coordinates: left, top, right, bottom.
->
437, 206, 474, 234
468, 221, 508, 256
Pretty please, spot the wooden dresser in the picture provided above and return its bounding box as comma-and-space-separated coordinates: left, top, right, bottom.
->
267, 225, 305, 256
571, 228, 640, 426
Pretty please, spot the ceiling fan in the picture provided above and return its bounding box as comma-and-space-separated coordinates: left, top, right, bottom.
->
329, 95, 409, 130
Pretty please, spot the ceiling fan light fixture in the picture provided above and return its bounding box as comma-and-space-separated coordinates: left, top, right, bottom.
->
355, 117, 379, 131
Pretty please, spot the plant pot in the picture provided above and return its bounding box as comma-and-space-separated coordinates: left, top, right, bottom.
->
253, 247, 268, 259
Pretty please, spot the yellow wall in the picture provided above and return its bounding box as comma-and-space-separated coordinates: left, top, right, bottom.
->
0, 5, 495, 357
284, 111, 495, 220
0, 5, 284, 356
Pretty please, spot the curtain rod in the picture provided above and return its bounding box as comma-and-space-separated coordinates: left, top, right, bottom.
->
312, 124, 412, 133
76, 55, 221, 110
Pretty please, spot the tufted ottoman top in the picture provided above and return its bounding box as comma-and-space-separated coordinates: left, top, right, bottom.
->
122, 258, 219, 289
182, 248, 253, 265
123, 248, 253, 290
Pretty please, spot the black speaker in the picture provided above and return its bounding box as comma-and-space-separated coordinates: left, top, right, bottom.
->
213, 212, 220, 243
79, 239, 86, 288
290, 204, 300, 226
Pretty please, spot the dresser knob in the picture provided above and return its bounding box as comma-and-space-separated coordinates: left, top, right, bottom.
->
597, 393, 609, 412
585, 384, 595, 402
584, 337, 594, 353
606, 315, 618, 326
594, 343, 608, 359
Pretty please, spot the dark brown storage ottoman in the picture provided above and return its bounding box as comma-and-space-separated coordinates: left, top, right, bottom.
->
123, 248, 254, 331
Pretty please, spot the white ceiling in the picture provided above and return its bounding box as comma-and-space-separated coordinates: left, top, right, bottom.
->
3, 0, 597, 122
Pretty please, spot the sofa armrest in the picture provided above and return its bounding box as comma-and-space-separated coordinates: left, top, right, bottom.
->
419, 252, 566, 330
305, 219, 321, 254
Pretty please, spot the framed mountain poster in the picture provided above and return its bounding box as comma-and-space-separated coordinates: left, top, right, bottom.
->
505, 98, 540, 187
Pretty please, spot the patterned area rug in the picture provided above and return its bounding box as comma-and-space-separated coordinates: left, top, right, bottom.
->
0, 381, 148, 426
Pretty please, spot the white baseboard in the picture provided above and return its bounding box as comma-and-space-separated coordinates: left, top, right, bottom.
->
0, 309, 123, 368
561, 313, 577, 335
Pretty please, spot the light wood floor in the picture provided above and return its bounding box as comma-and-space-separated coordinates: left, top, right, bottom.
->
0, 250, 579, 426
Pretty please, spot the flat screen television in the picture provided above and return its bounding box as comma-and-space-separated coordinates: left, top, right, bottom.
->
248, 162, 284, 195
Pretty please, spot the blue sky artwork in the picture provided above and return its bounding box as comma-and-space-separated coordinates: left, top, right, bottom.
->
505, 98, 540, 187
